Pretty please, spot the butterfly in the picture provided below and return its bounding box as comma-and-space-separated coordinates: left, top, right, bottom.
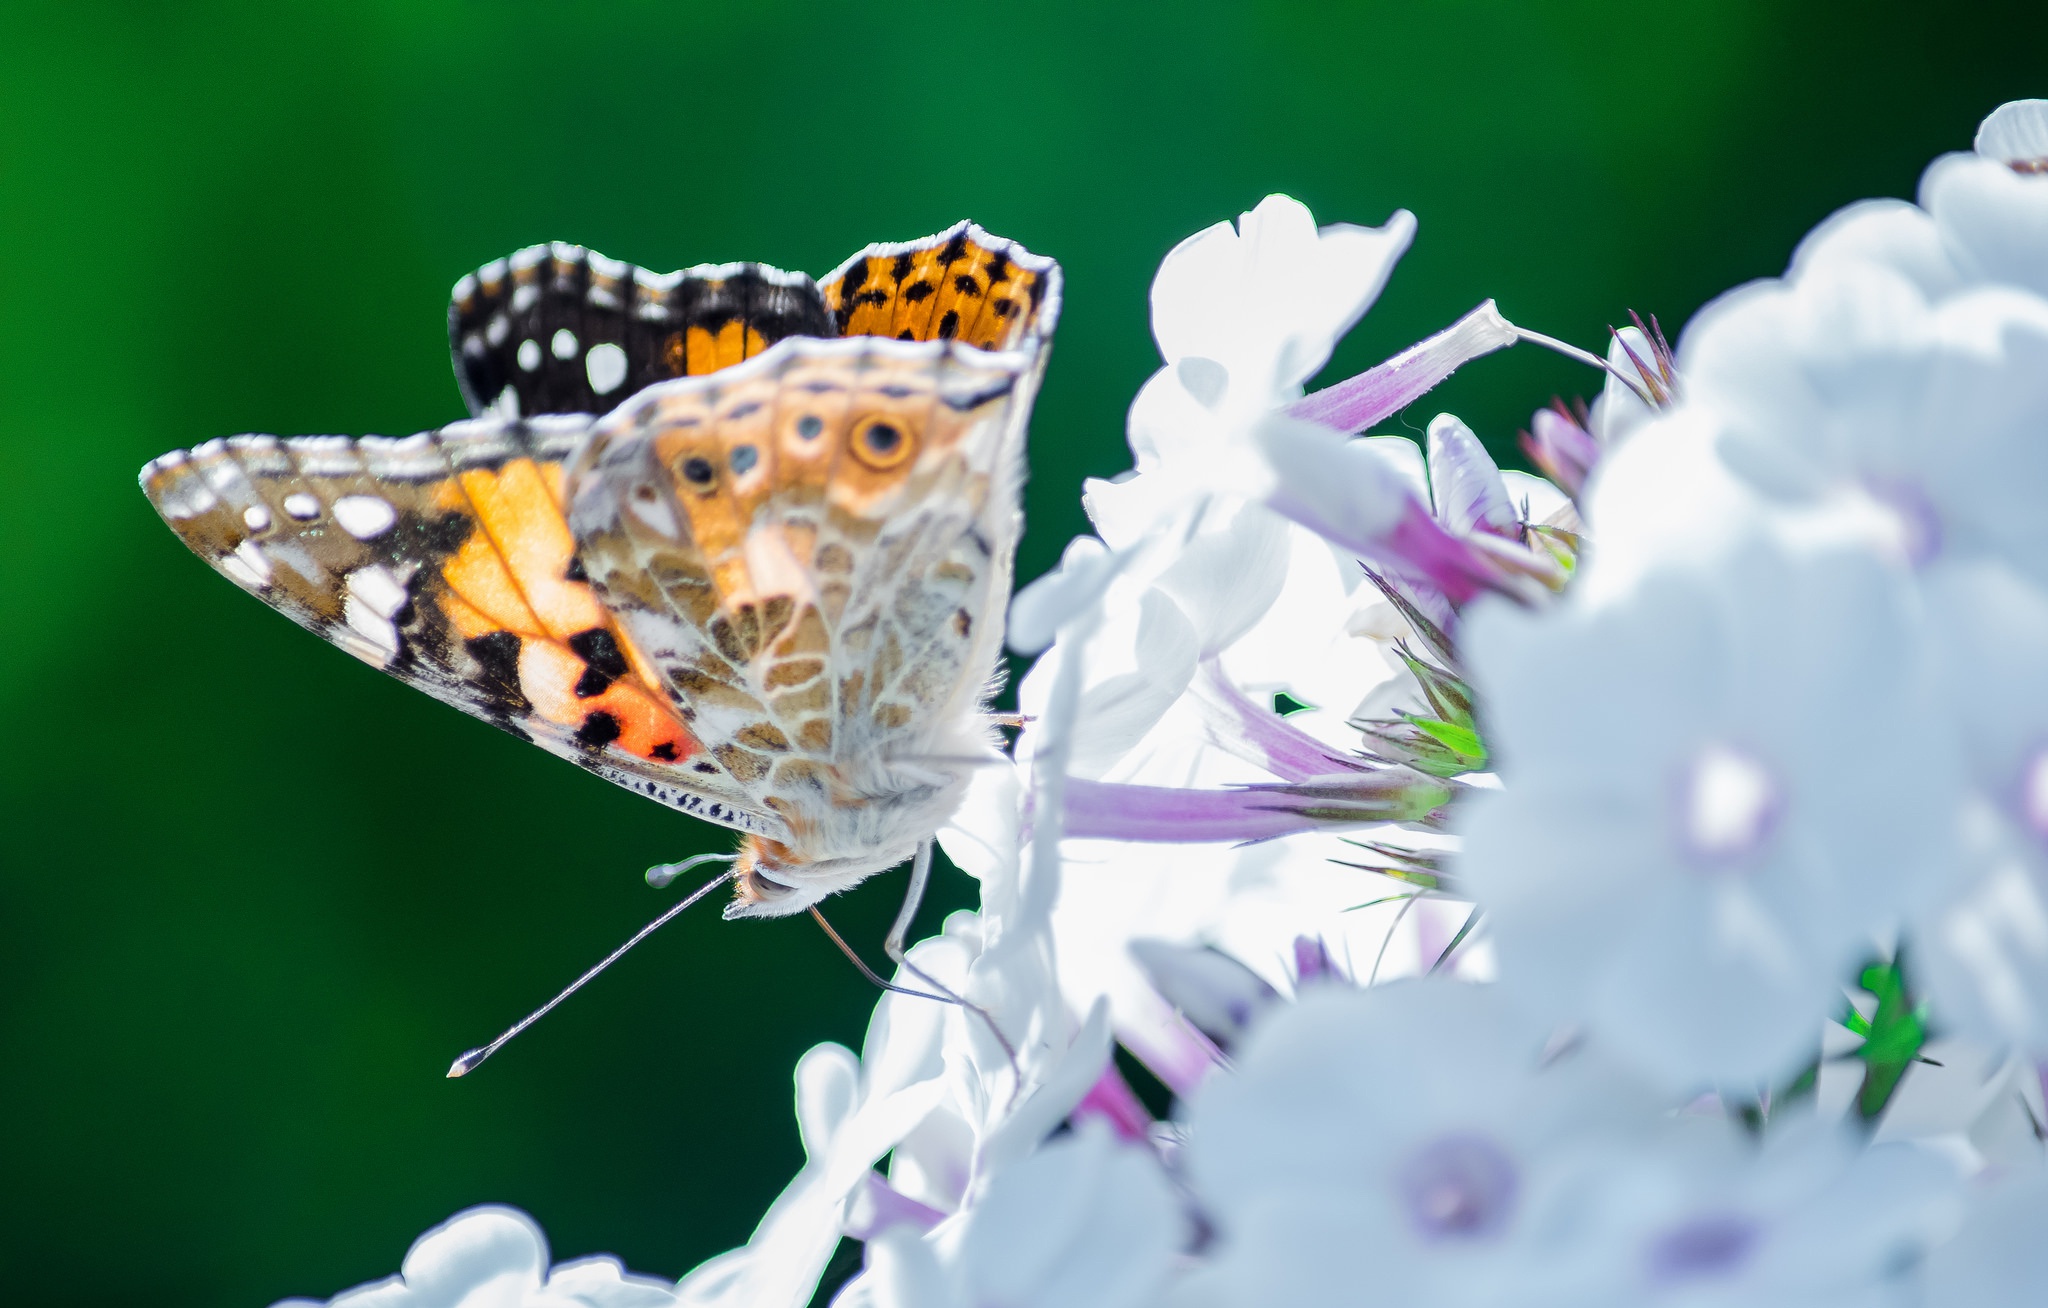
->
142, 223, 1060, 922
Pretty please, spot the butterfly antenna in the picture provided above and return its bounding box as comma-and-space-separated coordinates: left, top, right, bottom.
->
447, 857, 738, 1078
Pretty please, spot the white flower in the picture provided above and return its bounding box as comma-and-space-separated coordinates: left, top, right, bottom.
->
1920, 99, 2048, 300
1460, 534, 1962, 1092
274, 1206, 677, 1308
678, 762, 1110, 1308
846, 1122, 1187, 1308
1921, 1167, 2048, 1307
1176, 980, 1663, 1308
1870, 1036, 2048, 1176
1577, 1119, 1957, 1308
1683, 253, 2048, 582
1144, 193, 1416, 428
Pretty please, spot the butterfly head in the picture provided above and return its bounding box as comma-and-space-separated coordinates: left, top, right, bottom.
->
723, 833, 920, 919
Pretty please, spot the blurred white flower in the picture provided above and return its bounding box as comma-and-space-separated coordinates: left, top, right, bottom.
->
845, 1122, 1187, 1308
1919, 99, 2048, 300
1579, 1120, 1957, 1308
275, 1206, 677, 1308
1910, 559, 2048, 1054
1681, 202, 2048, 584
1921, 1166, 2048, 1307
1177, 980, 1663, 1308
1460, 535, 1962, 1092
1871, 1036, 2048, 1176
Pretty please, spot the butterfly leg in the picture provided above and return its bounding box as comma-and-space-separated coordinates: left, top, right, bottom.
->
884, 839, 1020, 1073
808, 906, 954, 1005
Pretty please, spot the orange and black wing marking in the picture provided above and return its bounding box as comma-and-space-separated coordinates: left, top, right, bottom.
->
819, 221, 1062, 352
140, 417, 782, 838
449, 243, 835, 420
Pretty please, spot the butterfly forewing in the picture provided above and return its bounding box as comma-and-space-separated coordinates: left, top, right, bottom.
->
140, 421, 781, 838
449, 243, 834, 421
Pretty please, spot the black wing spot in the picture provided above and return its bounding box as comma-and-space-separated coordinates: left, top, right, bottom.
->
991, 297, 1017, 318
937, 310, 960, 339
939, 229, 970, 266
902, 281, 935, 303
694, 761, 719, 774
650, 741, 680, 761
564, 555, 589, 583
567, 627, 628, 697
943, 378, 1015, 411
954, 275, 981, 296
464, 631, 531, 717
897, 330, 916, 341
575, 710, 622, 748
891, 253, 916, 282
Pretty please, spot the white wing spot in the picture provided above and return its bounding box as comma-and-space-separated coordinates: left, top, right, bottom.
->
551, 327, 579, 359
518, 338, 543, 371
342, 595, 401, 663
586, 342, 628, 394
283, 492, 321, 520
486, 314, 510, 346
511, 284, 539, 313
347, 564, 409, 619
627, 484, 679, 538
333, 495, 398, 540
222, 540, 273, 588
488, 387, 521, 419
242, 504, 272, 532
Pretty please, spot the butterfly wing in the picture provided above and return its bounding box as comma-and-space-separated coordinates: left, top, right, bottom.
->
564, 337, 1054, 876
140, 418, 785, 839
448, 243, 835, 420
819, 220, 1060, 352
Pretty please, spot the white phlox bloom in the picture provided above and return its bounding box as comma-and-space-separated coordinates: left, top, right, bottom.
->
274, 1205, 677, 1308
845, 1122, 1187, 1308
1176, 981, 1666, 1308
1909, 559, 2048, 1053
1783, 101, 2048, 304
1920, 99, 2048, 300
1681, 252, 2048, 583
678, 761, 1113, 1308
1922, 1166, 2048, 1307
1012, 492, 1471, 1091
1460, 532, 1963, 1092
1574, 1118, 1958, 1308
1869, 1036, 2048, 1177
1145, 192, 1416, 431
1112, 195, 1501, 600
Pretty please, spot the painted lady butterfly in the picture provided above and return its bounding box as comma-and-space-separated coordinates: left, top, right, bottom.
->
142, 223, 1060, 927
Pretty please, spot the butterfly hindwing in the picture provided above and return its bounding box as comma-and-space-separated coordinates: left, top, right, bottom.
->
449, 243, 835, 421
562, 333, 1045, 853
140, 420, 783, 838
819, 221, 1060, 351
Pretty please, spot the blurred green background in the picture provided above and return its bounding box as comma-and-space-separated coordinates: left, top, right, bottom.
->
0, 1, 2038, 1302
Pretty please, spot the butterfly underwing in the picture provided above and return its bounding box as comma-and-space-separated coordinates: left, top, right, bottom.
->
143, 223, 1061, 915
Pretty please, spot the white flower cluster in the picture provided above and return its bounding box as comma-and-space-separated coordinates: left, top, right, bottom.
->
282, 100, 2048, 1308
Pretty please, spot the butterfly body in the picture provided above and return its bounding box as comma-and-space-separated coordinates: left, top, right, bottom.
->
144, 224, 1059, 915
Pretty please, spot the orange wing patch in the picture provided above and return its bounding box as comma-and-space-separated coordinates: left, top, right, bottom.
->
821, 222, 1056, 352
